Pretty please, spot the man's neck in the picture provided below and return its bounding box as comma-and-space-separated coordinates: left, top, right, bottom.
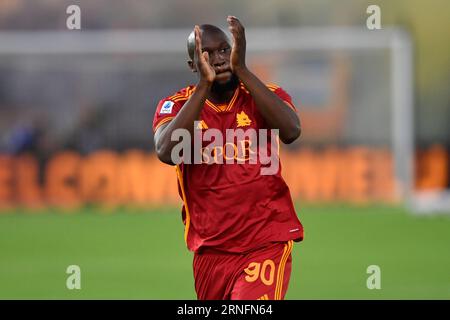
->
207, 88, 235, 105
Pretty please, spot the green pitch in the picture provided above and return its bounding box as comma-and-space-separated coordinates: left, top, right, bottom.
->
0, 204, 449, 299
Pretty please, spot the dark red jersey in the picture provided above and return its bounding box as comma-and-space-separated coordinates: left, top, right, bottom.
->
153, 83, 304, 253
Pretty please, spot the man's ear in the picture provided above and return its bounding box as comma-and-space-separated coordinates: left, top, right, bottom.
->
187, 60, 197, 73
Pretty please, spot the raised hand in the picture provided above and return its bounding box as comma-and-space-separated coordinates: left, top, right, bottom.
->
227, 16, 247, 74
194, 25, 216, 84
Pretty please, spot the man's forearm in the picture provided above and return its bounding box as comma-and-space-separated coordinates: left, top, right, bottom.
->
235, 67, 301, 144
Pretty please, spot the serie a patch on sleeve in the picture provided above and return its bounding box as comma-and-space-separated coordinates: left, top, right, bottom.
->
160, 101, 174, 114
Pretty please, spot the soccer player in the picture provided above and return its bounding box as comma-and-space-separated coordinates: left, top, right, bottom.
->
153, 16, 304, 300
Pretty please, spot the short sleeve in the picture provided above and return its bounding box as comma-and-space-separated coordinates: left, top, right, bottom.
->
266, 84, 298, 112
152, 99, 183, 133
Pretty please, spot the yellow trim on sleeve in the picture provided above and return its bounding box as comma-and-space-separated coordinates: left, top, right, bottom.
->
168, 94, 183, 100
284, 100, 297, 111
168, 86, 195, 101
266, 83, 280, 92
153, 116, 174, 132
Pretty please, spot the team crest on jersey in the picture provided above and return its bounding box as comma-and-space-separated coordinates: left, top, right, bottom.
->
236, 111, 252, 127
160, 101, 174, 114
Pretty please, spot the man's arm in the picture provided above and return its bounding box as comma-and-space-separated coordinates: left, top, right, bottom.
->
227, 16, 301, 144
154, 26, 215, 165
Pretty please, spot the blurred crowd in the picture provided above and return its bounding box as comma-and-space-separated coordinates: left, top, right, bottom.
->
0, 0, 449, 158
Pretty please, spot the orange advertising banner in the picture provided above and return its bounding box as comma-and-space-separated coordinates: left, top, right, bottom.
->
0, 146, 448, 209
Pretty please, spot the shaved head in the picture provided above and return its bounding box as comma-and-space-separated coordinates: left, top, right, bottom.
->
187, 24, 230, 60
186, 24, 237, 94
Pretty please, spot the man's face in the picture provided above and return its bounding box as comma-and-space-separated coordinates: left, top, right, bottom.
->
192, 30, 233, 86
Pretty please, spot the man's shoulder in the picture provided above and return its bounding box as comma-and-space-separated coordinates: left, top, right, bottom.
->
240, 82, 286, 95
238, 82, 287, 97
160, 85, 195, 105
265, 83, 294, 103
265, 83, 284, 92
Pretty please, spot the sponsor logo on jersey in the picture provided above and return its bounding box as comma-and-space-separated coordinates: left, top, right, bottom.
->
160, 101, 174, 114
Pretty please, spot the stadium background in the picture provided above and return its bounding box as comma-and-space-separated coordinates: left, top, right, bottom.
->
0, 0, 449, 299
